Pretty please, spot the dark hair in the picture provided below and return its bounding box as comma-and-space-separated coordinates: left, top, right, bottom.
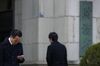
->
49, 32, 58, 41
10, 29, 22, 38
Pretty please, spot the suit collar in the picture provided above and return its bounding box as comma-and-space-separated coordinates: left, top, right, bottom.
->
51, 41, 59, 44
8, 37, 13, 45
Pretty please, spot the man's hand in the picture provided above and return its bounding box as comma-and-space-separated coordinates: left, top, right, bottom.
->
17, 55, 24, 58
17, 55, 25, 63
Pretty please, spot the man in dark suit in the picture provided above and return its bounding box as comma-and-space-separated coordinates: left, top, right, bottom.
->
0, 29, 25, 66
46, 32, 68, 66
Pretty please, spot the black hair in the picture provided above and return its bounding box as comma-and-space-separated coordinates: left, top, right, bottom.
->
48, 32, 58, 41
10, 29, 22, 38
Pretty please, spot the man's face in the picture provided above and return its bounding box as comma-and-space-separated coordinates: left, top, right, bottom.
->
12, 36, 21, 45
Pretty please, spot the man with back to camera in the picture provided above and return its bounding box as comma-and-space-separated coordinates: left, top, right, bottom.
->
0, 29, 25, 66
46, 32, 68, 66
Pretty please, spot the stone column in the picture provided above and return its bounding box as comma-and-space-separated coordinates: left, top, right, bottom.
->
38, 0, 54, 64
21, 0, 39, 64
15, 0, 22, 30
93, 0, 100, 43
65, 0, 80, 64
38, 0, 80, 64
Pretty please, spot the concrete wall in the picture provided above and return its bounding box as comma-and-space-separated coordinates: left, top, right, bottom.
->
93, 0, 100, 44
15, 0, 39, 64
15, 0, 80, 64
38, 0, 80, 64
14, 0, 100, 65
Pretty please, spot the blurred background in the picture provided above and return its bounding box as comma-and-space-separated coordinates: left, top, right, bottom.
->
0, 0, 100, 66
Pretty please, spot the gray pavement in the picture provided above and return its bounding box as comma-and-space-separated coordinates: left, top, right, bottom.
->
21, 64, 79, 66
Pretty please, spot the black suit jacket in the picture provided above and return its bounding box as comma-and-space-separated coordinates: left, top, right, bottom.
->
0, 38, 24, 66
46, 41, 68, 66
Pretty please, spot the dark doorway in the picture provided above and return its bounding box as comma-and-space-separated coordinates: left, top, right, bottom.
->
0, 0, 14, 42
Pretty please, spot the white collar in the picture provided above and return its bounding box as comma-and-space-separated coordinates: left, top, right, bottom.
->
8, 37, 13, 45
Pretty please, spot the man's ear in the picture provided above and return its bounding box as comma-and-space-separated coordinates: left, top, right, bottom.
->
49, 38, 53, 42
